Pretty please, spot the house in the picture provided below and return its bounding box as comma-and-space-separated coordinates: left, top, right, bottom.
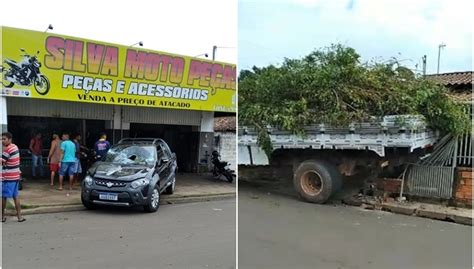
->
426, 71, 472, 206
426, 71, 473, 102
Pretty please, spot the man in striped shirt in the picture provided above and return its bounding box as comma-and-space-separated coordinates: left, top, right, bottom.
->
1, 132, 25, 222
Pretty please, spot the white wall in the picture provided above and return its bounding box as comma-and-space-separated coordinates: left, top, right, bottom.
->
215, 132, 236, 170
238, 145, 269, 165
200, 111, 214, 132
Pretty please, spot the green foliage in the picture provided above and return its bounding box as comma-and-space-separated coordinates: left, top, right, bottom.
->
239, 44, 470, 155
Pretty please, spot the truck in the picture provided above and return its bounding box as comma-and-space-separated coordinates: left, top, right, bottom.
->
238, 115, 439, 203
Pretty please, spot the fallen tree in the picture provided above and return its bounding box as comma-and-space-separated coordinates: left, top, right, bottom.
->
239, 44, 470, 155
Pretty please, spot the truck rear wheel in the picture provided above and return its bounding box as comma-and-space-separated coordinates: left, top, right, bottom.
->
293, 160, 342, 204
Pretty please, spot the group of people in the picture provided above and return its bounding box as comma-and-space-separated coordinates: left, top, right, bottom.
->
31, 132, 111, 190
1, 131, 111, 223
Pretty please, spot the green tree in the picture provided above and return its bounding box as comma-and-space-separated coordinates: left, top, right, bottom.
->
239, 44, 470, 155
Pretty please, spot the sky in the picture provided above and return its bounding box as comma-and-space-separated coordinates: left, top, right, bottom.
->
0, 0, 237, 64
239, 0, 473, 74
1, 0, 471, 74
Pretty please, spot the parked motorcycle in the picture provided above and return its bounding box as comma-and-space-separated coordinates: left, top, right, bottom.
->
1, 48, 50, 95
211, 150, 235, 183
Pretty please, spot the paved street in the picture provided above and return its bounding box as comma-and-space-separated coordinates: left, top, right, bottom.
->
7, 173, 235, 214
2, 199, 236, 269
239, 182, 473, 269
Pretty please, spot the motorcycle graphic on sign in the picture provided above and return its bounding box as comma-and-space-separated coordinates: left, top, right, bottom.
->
1, 48, 50, 95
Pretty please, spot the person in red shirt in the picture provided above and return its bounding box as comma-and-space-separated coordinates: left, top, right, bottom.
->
29, 132, 45, 178
47, 133, 62, 186
1, 132, 25, 222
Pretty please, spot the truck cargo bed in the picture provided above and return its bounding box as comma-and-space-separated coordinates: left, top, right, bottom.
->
238, 115, 439, 165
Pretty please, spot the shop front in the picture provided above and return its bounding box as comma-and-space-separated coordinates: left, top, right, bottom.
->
1, 26, 236, 176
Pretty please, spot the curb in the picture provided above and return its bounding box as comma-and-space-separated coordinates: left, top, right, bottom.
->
5, 193, 236, 216
5, 204, 85, 216
381, 204, 473, 226
164, 193, 236, 205
416, 209, 448, 221
381, 204, 417, 216
448, 215, 473, 226
356, 200, 473, 226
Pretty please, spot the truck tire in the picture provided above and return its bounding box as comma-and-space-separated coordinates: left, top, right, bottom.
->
330, 165, 343, 194
293, 160, 342, 204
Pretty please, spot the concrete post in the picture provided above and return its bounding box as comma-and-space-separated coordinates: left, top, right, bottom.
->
0, 96, 7, 133
197, 111, 214, 172
105, 105, 130, 143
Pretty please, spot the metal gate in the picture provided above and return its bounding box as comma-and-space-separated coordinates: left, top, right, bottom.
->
405, 135, 457, 199
456, 103, 473, 167
406, 102, 472, 199
406, 164, 455, 199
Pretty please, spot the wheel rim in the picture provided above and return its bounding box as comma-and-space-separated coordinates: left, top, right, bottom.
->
172, 180, 175, 191
151, 188, 159, 208
300, 170, 323, 196
34, 77, 48, 93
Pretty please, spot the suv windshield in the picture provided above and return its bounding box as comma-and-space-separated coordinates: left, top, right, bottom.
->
103, 145, 156, 165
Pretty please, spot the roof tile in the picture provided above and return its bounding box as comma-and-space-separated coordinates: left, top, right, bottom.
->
214, 116, 236, 131
426, 71, 473, 86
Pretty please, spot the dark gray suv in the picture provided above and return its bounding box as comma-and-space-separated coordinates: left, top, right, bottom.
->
81, 138, 177, 213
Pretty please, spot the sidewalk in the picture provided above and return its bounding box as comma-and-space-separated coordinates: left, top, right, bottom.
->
239, 172, 473, 226
5, 173, 235, 215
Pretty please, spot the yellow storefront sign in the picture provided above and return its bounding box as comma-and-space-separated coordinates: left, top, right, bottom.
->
1, 26, 236, 112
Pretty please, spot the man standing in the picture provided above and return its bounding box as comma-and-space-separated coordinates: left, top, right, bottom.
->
58, 132, 76, 194
72, 134, 83, 186
1, 132, 26, 222
47, 133, 62, 186
94, 133, 111, 161
29, 133, 45, 178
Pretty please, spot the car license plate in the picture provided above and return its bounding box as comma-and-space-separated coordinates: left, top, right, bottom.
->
99, 193, 118, 201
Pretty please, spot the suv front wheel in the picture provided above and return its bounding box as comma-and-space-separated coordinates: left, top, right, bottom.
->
144, 184, 160, 213
81, 195, 96, 210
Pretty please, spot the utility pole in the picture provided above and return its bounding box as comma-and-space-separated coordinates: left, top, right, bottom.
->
437, 43, 446, 74
212, 45, 217, 61
422, 55, 427, 76
211, 45, 234, 61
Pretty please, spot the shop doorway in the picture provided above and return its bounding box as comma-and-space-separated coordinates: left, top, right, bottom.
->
8, 116, 79, 152
7, 116, 108, 150
129, 123, 199, 172
7, 116, 108, 177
